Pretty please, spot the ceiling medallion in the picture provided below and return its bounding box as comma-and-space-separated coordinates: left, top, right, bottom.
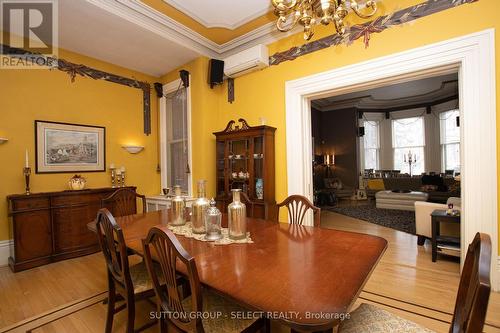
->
271, 0, 378, 40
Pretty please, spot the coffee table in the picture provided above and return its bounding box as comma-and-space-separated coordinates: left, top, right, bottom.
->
375, 190, 428, 211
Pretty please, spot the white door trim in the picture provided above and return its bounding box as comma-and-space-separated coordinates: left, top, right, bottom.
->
285, 29, 498, 291
159, 78, 193, 196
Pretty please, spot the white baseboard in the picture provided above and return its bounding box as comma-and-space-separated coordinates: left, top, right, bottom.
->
0, 239, 12, 267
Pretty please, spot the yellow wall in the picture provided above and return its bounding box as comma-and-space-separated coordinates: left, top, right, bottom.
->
0, 48, 160, 241
162, 0, 500, 252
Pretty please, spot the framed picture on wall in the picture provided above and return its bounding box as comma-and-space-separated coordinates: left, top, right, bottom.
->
35, 120, 106, 173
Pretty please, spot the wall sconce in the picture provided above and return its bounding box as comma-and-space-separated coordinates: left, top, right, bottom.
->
324, 154, 335, 166
122, 145, 144, 154
0, 138, 8, 144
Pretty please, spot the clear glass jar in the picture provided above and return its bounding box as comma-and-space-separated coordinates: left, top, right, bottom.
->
228, 189, 247, 240
204, 199, 222, 241
192, 180, 210, 234
170, 185, 186, 226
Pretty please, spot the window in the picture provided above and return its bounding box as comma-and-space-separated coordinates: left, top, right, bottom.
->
363, 120, 380, 170
392, 117, 425, 175
440, 110, 460, 172
163, 82, 191, 194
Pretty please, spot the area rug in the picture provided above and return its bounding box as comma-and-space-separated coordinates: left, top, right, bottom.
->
327, 204, 416, 235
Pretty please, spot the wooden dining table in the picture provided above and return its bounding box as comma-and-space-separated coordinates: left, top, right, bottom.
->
88, 209, 387, 332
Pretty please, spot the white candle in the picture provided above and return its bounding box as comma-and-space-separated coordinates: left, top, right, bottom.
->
109, 163, 115, 169
25, 149, 29, 168
116, 170, 122, 175
120, 166, 126, 172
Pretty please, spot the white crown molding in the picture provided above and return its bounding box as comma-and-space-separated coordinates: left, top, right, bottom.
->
86, 0, 220, 58
85, 0, 298, 61
312, 80, 459, 112
218, 21, 302, 56
0, 239, 12, 267
163, 0, 272, 30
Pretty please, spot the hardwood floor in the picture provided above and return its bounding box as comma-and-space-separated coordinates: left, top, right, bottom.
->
0, 210, 498, 332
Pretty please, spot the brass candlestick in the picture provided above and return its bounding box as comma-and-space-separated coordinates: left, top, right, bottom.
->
110, 167, 116, 188
23, 167, 31, 195
121, 171, 126, 187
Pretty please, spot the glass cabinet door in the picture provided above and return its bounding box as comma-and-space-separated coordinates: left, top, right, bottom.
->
228, 139, 249, 194
216, 140, 225, 197
253, 137, 264, 200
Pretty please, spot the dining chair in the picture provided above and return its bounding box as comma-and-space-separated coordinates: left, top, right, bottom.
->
339, 232, 491, 333
142, 227, 267, 333
240, 192, 257, 218
96, 208, 158, 333
276, 195, 321, 227
102, 188, 147, 217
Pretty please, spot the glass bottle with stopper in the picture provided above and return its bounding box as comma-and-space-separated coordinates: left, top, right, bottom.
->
204, 199, 222, 241
192, 180, 210, 234
228, 189, 247, 240
170, 185, 186, 226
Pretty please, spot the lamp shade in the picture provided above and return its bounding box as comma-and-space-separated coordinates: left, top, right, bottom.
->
122, 145, 144, 154
324, 154, 335, 165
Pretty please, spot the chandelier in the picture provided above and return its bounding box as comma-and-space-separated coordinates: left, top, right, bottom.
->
271, 0, 378, 40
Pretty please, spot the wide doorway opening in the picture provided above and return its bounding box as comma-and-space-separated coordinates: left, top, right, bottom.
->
284, 30, 497, 290
311, 73, 461, 258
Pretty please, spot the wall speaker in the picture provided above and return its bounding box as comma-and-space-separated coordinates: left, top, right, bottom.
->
358, 126, 365, 137
208, 59, 224, 88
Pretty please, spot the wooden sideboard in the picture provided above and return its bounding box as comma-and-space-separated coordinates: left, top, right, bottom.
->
7, 187, 136, 272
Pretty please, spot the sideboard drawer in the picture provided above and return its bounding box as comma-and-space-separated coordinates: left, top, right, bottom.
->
51, 193, 101, 207
11, 197, 50, 212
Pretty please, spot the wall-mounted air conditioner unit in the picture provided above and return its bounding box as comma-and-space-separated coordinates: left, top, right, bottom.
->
223, 44, 269, 78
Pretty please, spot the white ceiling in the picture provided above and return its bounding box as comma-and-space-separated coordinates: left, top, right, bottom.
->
312, 73, 459, 111
163, 0, 272, 29
57, 0, 200, 77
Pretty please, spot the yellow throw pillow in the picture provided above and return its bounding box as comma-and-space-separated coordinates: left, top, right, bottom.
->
367, 179, 385, 190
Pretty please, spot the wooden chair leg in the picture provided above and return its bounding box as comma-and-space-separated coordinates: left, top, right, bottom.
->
105, 283, 116, 333
159, 318, 167, 333
126, 294, 136, 333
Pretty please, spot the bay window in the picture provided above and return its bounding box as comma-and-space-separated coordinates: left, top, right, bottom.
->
440, 110, 460, 172
392, 117, 425, 175
363, 120, 380, 170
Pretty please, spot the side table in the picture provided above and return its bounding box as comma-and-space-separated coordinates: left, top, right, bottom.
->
431, 209, 460, 262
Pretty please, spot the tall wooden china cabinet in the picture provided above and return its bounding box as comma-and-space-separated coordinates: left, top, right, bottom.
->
213, 119, 276, 220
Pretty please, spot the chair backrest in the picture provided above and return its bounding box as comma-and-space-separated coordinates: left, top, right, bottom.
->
276, 195, 321, 227
450, 232, 491, 333
240, 192, 256, 218
96, 208, 133, 292
102, 188, 146, 217
142, 227, 203, 332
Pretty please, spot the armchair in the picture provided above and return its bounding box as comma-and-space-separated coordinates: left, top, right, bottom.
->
414, 197, 461, 245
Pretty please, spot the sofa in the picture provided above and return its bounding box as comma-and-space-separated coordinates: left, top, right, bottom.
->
414, 197, 461, 245
314, 178, 354, 205
365, 176, 460, 203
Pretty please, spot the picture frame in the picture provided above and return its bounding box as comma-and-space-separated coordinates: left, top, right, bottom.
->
35, 120, 106, 174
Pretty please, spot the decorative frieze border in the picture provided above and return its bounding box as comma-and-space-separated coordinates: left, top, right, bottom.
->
0, 44, 152, 135
270, 0, 479, 66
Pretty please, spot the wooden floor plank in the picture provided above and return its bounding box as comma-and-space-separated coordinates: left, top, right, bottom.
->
0, 208, 498, 332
